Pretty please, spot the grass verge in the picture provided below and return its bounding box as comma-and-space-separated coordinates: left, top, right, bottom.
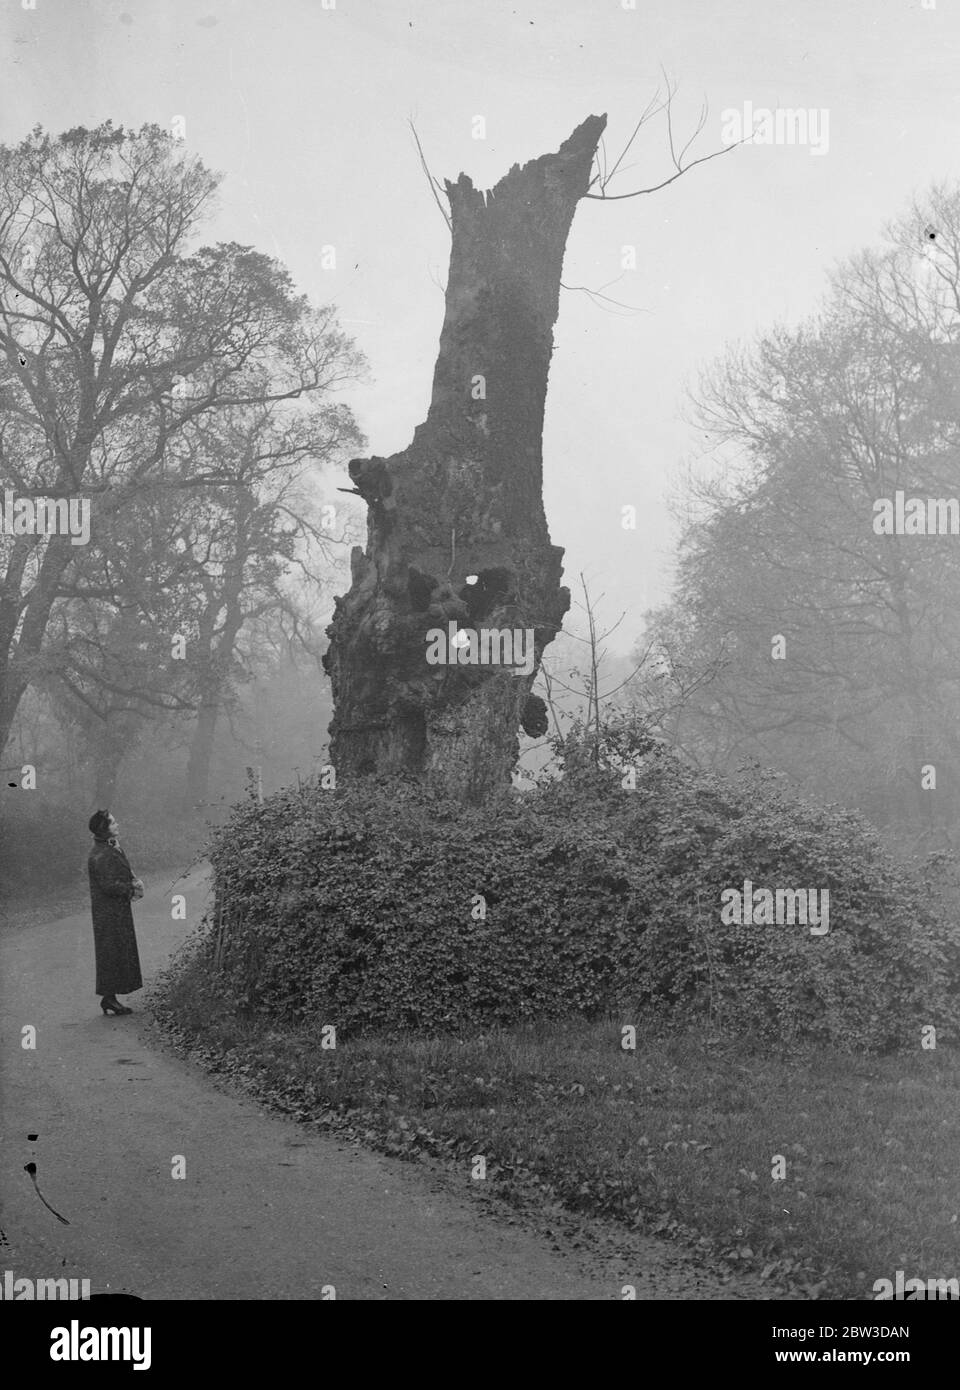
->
151, 943, 960, 1301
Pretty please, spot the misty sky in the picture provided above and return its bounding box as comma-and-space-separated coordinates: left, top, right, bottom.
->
2, 0, 957, 650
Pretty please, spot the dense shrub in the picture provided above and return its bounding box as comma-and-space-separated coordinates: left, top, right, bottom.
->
203, 753, 960, 1052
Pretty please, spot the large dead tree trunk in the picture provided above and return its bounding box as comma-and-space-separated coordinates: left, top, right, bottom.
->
324, 114, 606, 803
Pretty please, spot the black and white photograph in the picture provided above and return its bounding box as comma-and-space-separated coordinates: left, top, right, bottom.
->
1, 0, 958, 1356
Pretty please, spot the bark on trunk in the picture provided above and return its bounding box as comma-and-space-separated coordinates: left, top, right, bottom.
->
0, 534, 74, 762
183, 595, 242, 811
324, 114, 606, 803
185, 699, 219, 810
0, 685, 24, 772
90, 716, 127, 807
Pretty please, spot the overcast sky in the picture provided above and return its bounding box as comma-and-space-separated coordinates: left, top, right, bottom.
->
3, 0, 958, 650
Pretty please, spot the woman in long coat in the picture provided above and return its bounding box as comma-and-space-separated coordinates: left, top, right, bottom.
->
87, 809, 144, 1015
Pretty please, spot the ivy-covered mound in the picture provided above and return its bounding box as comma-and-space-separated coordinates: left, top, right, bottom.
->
203, 755, 960, 1052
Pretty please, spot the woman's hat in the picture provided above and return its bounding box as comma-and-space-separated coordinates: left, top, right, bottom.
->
88, 809, 111, 838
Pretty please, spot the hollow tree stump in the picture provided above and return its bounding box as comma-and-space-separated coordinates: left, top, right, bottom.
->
323, 114, 607, 803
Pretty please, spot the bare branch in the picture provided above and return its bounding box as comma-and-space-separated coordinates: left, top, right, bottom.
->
560, 276, 650, 315
588, 85, 669, 191
407, 119, 452, 234
584, 76, 744, 203
583, 140, 741, 202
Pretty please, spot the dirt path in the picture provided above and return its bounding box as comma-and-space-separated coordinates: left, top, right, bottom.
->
1, 868, 772, 1300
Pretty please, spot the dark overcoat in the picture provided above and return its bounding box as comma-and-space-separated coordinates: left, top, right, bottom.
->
88, 838, 143, 996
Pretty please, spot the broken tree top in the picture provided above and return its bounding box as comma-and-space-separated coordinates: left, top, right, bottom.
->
445, 112, 609, 208
324, 115, 607, 802
440, 115, 608, 324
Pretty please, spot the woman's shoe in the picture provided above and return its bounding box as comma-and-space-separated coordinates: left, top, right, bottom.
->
100, 997, 132, 1016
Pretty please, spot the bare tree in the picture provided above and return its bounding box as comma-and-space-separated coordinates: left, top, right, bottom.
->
0, 122, 362, 760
